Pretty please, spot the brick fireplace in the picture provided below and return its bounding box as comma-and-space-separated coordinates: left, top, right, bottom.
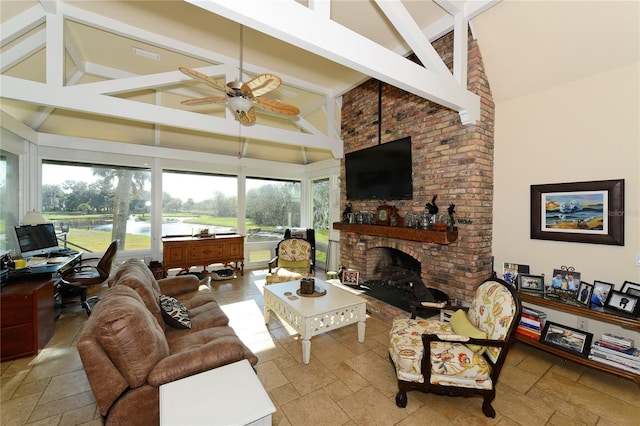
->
337, 30, 495, 303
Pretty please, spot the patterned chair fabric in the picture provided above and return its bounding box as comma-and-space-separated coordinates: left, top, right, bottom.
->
265, 238, 314, 285
388, 278, 521, 418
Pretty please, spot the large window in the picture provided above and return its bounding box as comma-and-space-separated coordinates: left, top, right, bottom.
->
1, 149, 19, 254
42, 161, 151, 252
312, 178, 330, 268
245, 177, 301, 244
161, 171, 237, 236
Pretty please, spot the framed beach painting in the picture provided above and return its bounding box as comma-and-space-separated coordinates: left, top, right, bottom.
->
530, 179, 624, 245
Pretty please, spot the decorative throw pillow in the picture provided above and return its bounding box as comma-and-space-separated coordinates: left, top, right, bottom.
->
159, 294, 191, 329
450, 309, 487, 354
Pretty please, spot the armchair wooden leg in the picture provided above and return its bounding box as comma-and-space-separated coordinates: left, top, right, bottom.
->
482, 393, 496, 418
395, 391, 407, 408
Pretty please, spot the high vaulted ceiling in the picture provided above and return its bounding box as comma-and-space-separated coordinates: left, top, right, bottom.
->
1, 1, 638, 165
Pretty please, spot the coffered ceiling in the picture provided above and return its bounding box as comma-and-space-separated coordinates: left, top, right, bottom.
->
1, 1, 638, 165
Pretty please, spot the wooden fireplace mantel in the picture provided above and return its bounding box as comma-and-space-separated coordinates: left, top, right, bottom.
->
332, 222, 458, 245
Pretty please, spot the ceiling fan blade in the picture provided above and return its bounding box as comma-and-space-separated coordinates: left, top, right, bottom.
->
255, 97, 300, 116
237, 106, 256, 124
180, 96, 228, 106
247, 74, 281, 97
179, 67, 232, 95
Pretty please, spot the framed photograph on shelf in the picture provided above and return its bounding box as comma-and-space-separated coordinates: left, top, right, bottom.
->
530, 179, 624, 245
591, 281, 614, 309
550, 267, 581, 293
342, 270, 360, 286
575, 282, 593, 306
517, 274, 545, 294
621, 281, 640, 297
540, 321, 593, 358
605, 290, 640, 317
503, 262, 530, 286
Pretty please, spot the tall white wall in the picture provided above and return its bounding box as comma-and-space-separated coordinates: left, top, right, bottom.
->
492, 62, 640, 340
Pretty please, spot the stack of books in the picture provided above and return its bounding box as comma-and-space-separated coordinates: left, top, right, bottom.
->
589, 333, 640, 375
516, 306, 547, 340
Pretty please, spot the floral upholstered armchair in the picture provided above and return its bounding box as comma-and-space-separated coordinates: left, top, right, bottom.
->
265, 238, 314, 285
388, 278, 521, 418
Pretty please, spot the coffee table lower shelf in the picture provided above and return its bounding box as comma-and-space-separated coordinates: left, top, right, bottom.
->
515, 335, 640, 387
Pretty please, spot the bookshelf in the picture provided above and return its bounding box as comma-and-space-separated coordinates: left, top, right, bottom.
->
516, 293, 640, 386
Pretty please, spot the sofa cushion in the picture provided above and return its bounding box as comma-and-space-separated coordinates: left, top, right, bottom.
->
111, 259, 165, 330
150, 326, 258, 386
159, 294, 191, 329
94, 285, 170, 388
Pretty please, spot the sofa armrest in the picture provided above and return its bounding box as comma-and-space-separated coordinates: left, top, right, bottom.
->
157, 275, 200, 296
147, 336, 251, 386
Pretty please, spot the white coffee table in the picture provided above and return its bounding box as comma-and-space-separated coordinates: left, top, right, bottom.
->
263, 279, 366, 364
159, 359, 275, 425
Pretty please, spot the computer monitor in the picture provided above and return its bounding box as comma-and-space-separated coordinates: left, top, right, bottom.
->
14, 223, 59, 257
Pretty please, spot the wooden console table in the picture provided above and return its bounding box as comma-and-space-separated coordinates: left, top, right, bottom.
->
1, 277, 55, 362
162, 234, 244, 277
516, 293, 640, 386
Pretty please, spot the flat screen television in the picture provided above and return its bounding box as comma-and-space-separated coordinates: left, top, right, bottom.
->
345, 137, 413, 200
14, 223, 59, 257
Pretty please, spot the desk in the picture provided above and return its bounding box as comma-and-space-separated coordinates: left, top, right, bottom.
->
160, 359, 275, 425
6, 251, 82, 283
0, 253, 82, 361
162, 234, 244, 277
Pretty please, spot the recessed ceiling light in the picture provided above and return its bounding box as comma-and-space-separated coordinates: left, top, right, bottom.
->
131, 46, 160, 61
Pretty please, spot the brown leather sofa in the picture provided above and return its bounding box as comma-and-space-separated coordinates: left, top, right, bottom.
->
77, 259, 258, 425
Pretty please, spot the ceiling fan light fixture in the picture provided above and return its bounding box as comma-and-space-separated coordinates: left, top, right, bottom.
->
227, 96, 254, 115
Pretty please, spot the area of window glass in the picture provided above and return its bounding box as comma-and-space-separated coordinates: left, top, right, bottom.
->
245, 177, 300, 243
1, 150, 20, 254
162, 171, 238, 236
312, 178, 330, 268
42, 161, 151, 252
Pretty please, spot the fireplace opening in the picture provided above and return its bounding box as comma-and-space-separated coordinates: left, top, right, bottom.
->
347, 247, 448, 313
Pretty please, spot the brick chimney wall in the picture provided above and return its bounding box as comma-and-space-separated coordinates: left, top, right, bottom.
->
338, 31, 495, 301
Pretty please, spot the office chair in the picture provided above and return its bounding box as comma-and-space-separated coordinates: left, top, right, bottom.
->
59, 240, 118, 315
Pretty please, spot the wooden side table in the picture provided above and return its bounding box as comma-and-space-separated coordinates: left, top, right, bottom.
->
159, 359, 275, 425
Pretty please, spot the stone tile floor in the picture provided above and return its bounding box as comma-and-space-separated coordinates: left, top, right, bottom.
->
1, 269, 639, 425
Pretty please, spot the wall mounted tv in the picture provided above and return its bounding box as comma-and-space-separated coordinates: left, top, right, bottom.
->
345, 137, 413, 200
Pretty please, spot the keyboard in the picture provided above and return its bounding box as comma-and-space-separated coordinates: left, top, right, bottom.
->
26, 258, 48, 268
47, 257, 70, 264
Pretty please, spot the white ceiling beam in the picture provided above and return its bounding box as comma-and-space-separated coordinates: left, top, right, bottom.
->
58, 3, 221, 65
0, 75, 344, 157
308, 0, 331, 19
0, 28, 46, 73
45, 9, 64, 87
0, 4, 45, 46
0, 110, 39, 143
453, 12, 468, 86
464, 0, 502, 19
376, 0, 451, 77
186, 0, 480, 124
72, 65, 229, 95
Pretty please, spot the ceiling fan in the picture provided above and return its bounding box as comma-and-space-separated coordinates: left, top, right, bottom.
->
179, 26, 300, 125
